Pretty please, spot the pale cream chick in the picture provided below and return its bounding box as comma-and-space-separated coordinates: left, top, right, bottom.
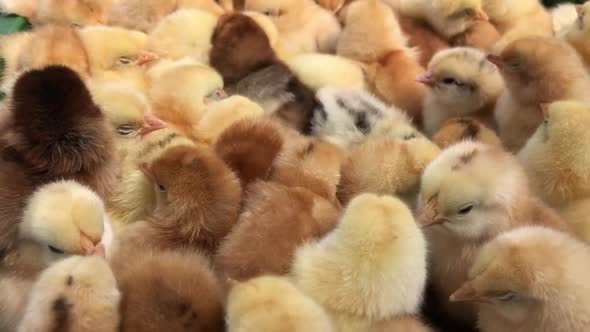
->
17, 256, 120, 332
490, 37, 590, 152
292, 194, 428, 332
337, 137, 440, 209
287, 53, 366, 91
79, 26, 153, 93
417, 141, 571, 324
519, 100, 590, 243
1, 0, 112, 26
145, 9, 218, 63
244, 0, 342, 54
227, 276, 335, 332
451, 227, 590, 332
419, 47, 504, 136
551, 3, 579, 35
565, 2, 590, 70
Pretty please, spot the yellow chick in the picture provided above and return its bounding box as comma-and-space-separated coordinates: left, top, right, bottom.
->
337, 137, 440, 209
489, 36, 590, 152
518, 100, 590, 243
551, 3, 579, 35
292, 194, 428, 332
227, 276, 335, 332
417, 141, 572, 325
311, 87, 422, 151
1, 0, 112, 26
451, 226, 590, 332
418, 47, 504, 136
565, 2, 590, 70
17, 256, 120, 332
145, 9, 218, 63
433, 117, 503, 149
244, 0, 342, 54
287, 53, 366, 91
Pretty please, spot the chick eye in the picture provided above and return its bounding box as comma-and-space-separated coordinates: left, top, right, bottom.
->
462, 8, 475, 17
116, 125, 136, 136
496, 292, 516, 302
403, 133, 417, 140
442, 77, 457, 85
48, 245, 65, 254
263, 10, 273, 16
117, 57, 134, 65
458, 203, 474, 215
158, 184, 166, 193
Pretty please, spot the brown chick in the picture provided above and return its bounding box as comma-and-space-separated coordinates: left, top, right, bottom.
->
0, 66, 117, 257
397, 14, 450, 67
489, 36, 590, 151
117, 250, 224, 332
451, 226, 590, 332
112, 145, 241, 260
1, 0, 111, 26
417, 141, 572, 325
450, 20, 501, 51
214, 118, 285, 189
210, 13, 318, 133
433, 117, 502, 149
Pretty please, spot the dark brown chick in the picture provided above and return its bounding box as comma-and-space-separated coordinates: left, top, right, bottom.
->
117, 250, 224, 332
0, 66, 117, 258
209, 13, 318, 133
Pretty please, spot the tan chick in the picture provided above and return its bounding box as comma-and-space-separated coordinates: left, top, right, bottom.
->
339, 0, 427, 124
433, 117, 502, 149
565, 2, 590, 70
518, 100, 590, 243
287, 53, 366, 91
450, 20, 501, 52
112, 145, 240, 260
489, 36, 590, 151
451, 226, 590, 332
419, 47, 504, 136
117, 250, 224, 332
292, 194, 429, 332
337, 137, 440, 209
417, 141, 572, 325
226, 276, 335, 332
1, 0, 111, 26
244, 0, 341, 54
17, 256, 120, 332
214, 138, 342, 282
396, 14, 450, 67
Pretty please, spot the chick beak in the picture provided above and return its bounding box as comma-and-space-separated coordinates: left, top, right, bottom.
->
486, 54, 504, 68
136, 50, 160, 66
417, 204, 444, 228
140, 163, 155, 182
80, 233, 96, 256
473, 10, 489, 21
91, 243, 106, 257
540, 103, 551, 118
450, 281, 491, 304
140, 114, 166, 138
416, 72, 435, 87
577, 5, 583, 16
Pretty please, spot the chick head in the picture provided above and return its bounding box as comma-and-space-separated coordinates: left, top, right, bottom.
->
426, 0, 489, 38
418, 141, 528, 240
487, 37, 583, 104
293, 194, 427, 319
244, 0, 295, 20
20, 180, 105, 264
227, 276, 334, 332
312, 87, 421, 151
519, 100, 590, 205
434, 117, 503, 149
450, 226, 588, 323
419, 47, 504, 114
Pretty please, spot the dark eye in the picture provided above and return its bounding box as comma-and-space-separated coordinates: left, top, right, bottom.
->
458, 204, 474, 215
117, 57, 134, 65
48, 245, 65, 254
403, 133, 417, 140
442, 77, 457, 85
116, 125, 136, 136
263, 10, 273, 16
158, 184, 166, 193
462, 8, 475, 17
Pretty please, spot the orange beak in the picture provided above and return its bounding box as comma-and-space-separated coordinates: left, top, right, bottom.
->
416, 72, 435, 87
473, 9, 489, 21
486, 54, 504, 67
136, 50, 160, 66
91, 243, 106, 257
540, 103, 551, 118
450, 281, 491, 304
140, 114, 166, 138
417, 203, 444, 228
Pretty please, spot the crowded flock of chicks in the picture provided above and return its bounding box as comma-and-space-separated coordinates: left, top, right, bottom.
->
0, 0, 590, 331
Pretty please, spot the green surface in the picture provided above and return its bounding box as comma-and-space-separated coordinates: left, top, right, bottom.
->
0, 15, 30, 100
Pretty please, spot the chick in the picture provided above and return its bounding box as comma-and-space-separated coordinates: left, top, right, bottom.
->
451, 226, 590, 332
215, 118, 285, 188
243, 11, 292, 60
311, 87, 422, 151
565, 2, 590, 69
287, 53, 366, 91
0, 66, 117, 256
338, 137, 440, 209
292, 194, 428, 331
483, 0, 553, 36
79, 26, 152, 93
108, 0, 177, 32
145, 9, 218, 63
489, 37, 590, 151
1, 0, 111, 26
397, 14, 449, 67
433, 117, 502, 149
0, 276, 33, 332
450, 20, 501, 51
419, 47, 504, 135
551, 3, 580, 35
117, 250, 224, 332
316, 0, 348, 13
17, 256, 120, 332
417, 141, 572, 324
210, 13, 318, 133
518, 100, 590, 243
244, 0, 341, 54
112, 145, 241, 258
227, 276, 335, 332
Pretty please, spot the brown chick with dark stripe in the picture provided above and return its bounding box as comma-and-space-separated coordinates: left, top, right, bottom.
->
209, 13, 318, 133
434, 117, 503, 149
0, 66, 117, 259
